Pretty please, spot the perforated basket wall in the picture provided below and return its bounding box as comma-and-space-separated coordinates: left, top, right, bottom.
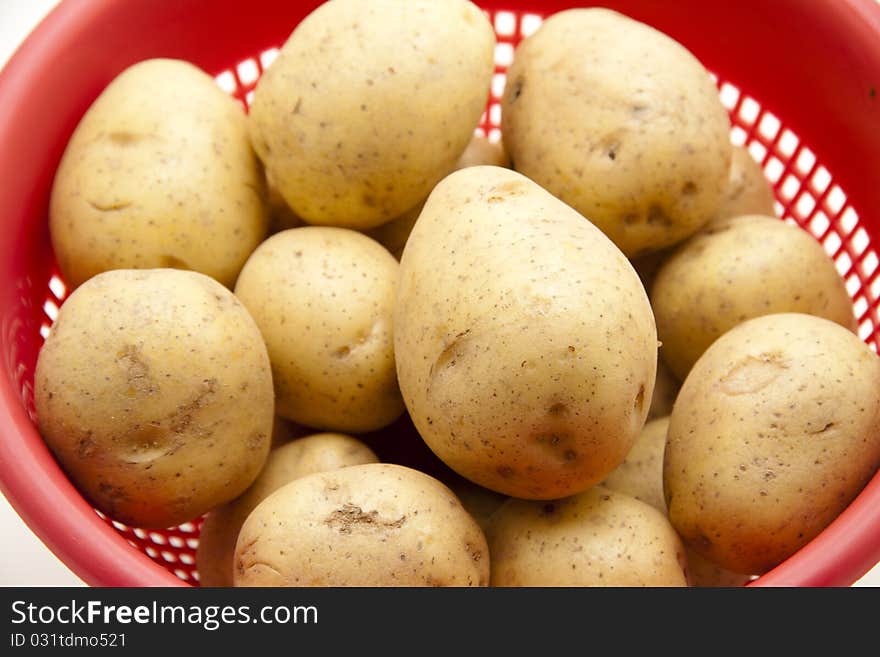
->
21, 6, 880, 586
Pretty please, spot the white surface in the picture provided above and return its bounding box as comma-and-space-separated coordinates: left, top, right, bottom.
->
1, 0, 879, 588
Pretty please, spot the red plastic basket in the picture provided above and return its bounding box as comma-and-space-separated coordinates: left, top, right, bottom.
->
1, 0, 880, 587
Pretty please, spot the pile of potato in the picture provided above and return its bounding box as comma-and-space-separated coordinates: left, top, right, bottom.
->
34, 1, 880, 587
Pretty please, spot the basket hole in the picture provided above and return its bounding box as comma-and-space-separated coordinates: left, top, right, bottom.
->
178, 521, 197, 533
861, 251, 879, 278
827, 186, 847, 215
237, 59, 259, 85
871, 275, 880, 300
764, 157, 784, 184
824, 232, 843, 258
145, 547, 158, 558
186, 538, 199, 550
133, 528, 148, 539
859, 318, 875, 341
719, 82, 740, 110
776, 127, 797, 157
780, 174, 800, 201
795, 192, 816, 219
796, 147, 816, 175
260, 48, 280, 70
852, 228, 870, 256
730, 126, 747, 146
738, 97, 760, 125
810, 211, 830, 238
179, 553, 195, 565
840, 207, 859, 235
215, 71, 236, 94
494, 43, 514, 67
811, 166, 832, 195
847, 274, 862, 297
492, 72, 506, 99
854, 296, 869, 320
48, 275, 67, 300
160, 550, 178, 563
174, 569, 190, 581
42, 300, 58, 322
520, 13, 543, 37
836, 252, 853, 278
495, 11, 517, 36
39, 324, 50, 340
489, 103, 502, 126
488, 128, 502, 144
748, 141, 767, 164
760, 113, 783, 143
148, 532, 168, 545
168, 536, 185, 548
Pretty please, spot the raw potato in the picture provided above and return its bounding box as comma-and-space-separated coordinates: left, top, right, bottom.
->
664, 313, 880, 575
502, 8, 732, 257
601, 417, 669, 513
395, 166, 657, 499
197, 433, 378, 587
234, 463, 489, 586
601, 417, 751, 586
234, 227, 405, 432
651, 214, 857, 380
34, 269, 274, 529
49, 58, 268, 290
648, 358, 679, 421
488, 486, 688, 586
249, 0, 496, 230
714, 145, 777, 220
367, 134, 512, 258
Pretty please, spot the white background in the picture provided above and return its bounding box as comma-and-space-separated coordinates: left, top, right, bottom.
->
1, 0, 879, 587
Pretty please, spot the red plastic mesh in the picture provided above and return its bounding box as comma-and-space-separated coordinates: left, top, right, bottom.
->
21, 7, 880, 586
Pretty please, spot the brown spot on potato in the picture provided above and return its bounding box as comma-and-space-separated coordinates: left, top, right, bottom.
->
88, 199, 131, 212
548, 402, 568, 417
160, 254, 192, 270
324, 503, 407, 534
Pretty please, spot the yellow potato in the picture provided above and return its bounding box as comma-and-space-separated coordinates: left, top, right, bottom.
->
488, 486, 688, 586
501, 8, 732, 257
234, 227, 404, 432
651, 214, 857, 380
197, 433, 378, 587
395, 166, 657, 499
664, 313, 880, 575
34, 269, 274, 529
714, 145, 777, 220
49, 59, 268, 290
234, 463, 489, 586
249, 0, 495, 229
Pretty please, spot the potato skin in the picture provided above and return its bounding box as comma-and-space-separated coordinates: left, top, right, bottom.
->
501, 8, 731, 257
197, 433, 378, 587
49, 59, 268, 290
248, 0, 495, 230
715, 145, 776, 220
367, 134, 512, 258
664, 313, 880, 575
651, 214, 857, 380
233, 463, 489, 586
395, 166, 657, 499
34, 269, 274, 529
234, 227, 405, 432
601, 416, 751, 586
488, 486, 688, 587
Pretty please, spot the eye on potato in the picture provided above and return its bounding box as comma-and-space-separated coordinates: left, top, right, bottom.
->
234, 226, 405, 433
501, 8, 732, 258
651, 214, 857, 380
197, 433, 378, 587
664, 313, 880, 576
34, 269, 275, 529
233, 463, 489, 587
248, 0, 496, 230
395, 166, 657, 500
488, 486, 688, 587
49, 58, 268, 290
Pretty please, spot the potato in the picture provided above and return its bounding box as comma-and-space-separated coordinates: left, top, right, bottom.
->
248, 0, 495, 230
197, 433, 378, 587
664, 313, 880, 575
49, 59, 268, 290
715, 145, 777, 220
367, 134, 512, 258
234, 227, 404, 432
501, 8, 732, 257
34, 269, 274, 529
648, 358, 680, 421
601, 417, 751, 586
601, 417, 669, 513
234, 463, 489, 586
651, 214, 857, 380
488, 486, 688, 586
395, 166, 657, 499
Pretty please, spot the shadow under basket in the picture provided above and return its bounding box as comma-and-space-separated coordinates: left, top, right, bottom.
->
1, 0, 880, 587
